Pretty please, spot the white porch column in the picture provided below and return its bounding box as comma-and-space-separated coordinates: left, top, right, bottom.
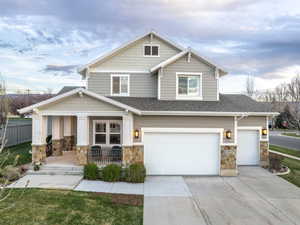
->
76, 114, 89, 165
32, 112, 47, 162
122, 112, 133, 146
52, 116, 64, 156
63, 116, 75, 151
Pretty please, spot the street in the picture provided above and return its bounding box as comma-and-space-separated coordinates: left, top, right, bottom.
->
270, 130, 300, 151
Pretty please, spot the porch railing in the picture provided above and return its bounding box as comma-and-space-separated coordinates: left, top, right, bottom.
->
87, 145, 122, 166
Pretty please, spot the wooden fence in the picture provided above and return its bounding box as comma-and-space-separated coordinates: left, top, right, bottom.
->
0, 122, 32, 147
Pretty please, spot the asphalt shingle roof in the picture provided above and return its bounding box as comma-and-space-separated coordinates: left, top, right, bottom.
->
109, 94, 274, 112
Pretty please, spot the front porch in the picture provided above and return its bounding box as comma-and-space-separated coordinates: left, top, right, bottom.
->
31, 113, 143, 167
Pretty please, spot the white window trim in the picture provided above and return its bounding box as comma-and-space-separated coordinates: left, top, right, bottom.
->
176, 72, 203, 100
93, 120, 122, 146
110, 74, 130, 96
143, 44, 160, 57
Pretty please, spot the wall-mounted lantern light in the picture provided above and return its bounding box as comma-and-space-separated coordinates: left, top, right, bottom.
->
225, 130, 232, 139
262, 128, 268, 136
134, 129, 140, 139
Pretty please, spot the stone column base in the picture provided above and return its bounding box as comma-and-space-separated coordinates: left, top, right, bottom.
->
122, 145, 144, 166
220, 145, 237, 176
32, 145, 46, 164
52, 139, 64, 156
64, 136, 74, 151
260, 141, 269, 167
76, 145, 89, 165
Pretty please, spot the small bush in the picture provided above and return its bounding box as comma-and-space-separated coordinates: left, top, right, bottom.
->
1, 165, 20, 181
102, 164, 122, 182
33, 164, 40, 171
84, 163, 99, 180
125, 163, 146, 183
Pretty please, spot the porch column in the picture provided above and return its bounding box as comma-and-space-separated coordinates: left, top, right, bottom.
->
122, 112, 144, 166
76, 114, 89, 165
63, 116, 74, 151
32, 112, 48, 163
52, 116, 64, 156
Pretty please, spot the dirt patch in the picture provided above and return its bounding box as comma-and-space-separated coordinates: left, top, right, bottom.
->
93, 192, 143, 206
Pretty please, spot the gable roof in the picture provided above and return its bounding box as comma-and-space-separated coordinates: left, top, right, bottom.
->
77, 31, 185, 77
150, 48, 227, 75
18, 88, 141, 115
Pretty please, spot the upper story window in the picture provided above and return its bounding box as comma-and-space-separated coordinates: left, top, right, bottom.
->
111, 74, 130, 96
144, 44, 160, 57
176, 72, 202, 100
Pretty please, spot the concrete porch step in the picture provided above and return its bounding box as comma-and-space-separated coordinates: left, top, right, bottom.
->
27, 165, 83, 176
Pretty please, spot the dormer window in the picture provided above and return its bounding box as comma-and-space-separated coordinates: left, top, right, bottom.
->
144, 44, 159, 57
176, 72, 202, 100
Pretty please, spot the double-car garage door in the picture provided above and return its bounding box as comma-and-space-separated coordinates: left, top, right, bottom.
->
143, 130, 220, 175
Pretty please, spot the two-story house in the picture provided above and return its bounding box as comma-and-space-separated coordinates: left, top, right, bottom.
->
19, 31, 277, 176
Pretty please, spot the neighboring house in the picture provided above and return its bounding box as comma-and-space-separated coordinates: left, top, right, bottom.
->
19, 31, 277, 176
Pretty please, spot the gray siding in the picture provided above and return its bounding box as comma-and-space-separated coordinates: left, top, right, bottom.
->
133, 115, 234, 143
88, 72, 158, 97
238, 116, 267, 127
160, 55, 218, 101
91, 36, 180, 71
39, 95, 122, 112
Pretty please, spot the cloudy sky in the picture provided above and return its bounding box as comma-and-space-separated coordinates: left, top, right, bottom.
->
1, 0, 300, 94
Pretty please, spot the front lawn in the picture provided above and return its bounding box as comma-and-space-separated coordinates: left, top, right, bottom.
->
0, 189, 143, 225
0, 142, 32, 168
282, 132, 300, 138
269, 145, 300, 187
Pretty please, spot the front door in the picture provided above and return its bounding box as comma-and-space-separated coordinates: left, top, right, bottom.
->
93, 120, 122, 146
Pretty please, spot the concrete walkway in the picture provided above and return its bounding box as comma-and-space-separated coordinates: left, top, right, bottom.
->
8, 175, 83, 189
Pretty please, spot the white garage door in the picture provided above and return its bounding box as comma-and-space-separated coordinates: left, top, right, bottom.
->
237, 130, 260, 165
143, 132, 220, 175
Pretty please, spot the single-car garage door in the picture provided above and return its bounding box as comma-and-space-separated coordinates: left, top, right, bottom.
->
237, 130, 260, 165
143, 131, 220, 175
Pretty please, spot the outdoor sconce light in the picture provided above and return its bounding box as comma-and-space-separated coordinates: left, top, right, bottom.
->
134, 129, 140, 139
225, 130, 232, 139
262, 128, 268, 136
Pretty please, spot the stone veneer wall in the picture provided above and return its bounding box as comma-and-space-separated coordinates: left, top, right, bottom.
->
76, 145, 89, 165
64, 136, 74, 151
32, 145, 46, 163
260, 141, 269, 167
220, 145, 237, 176
52, 139, 64, 156
122, 145, 144, 166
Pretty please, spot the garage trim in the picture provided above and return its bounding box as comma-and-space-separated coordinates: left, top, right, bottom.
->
141, 127, 224, 175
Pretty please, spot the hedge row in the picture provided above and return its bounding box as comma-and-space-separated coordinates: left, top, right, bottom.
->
84, 163, 146, 183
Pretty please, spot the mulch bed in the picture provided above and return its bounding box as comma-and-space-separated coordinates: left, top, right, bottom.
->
93, 192, 143, 206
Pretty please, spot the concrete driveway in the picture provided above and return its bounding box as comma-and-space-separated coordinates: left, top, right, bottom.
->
144, 167, 300, 225
270, 130, 300, 151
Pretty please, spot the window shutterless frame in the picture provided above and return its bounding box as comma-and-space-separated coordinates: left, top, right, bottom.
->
143, 44, 160, 57
176, 72, 203, 100
110, 74, 130, 96
93, 120, 122, 146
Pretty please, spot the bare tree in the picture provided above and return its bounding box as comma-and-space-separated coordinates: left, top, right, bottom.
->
245, 75, 255, 98
287, 75, 300, 134
0, 76, 9, 153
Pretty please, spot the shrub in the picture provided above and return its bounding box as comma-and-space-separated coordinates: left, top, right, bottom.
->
84, 163, 99, 180
125, 163, 146, 183
269, 153, 284, 171
0, 165, 20, 181
33, 164, 40, 171
102, 164, 122, 182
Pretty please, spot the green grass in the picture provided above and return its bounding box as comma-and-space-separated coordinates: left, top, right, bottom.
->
0, 189, 143, 225
0, 142, 32, 168
269, 145, 300, 187
282, 132, 300, 138
269, 145, 300, 157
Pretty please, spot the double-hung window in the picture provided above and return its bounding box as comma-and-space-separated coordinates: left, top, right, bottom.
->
144, 44, 159, 57
111, 74, 129, 96
94, 120, 121, 146
176, 73, 202, 99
